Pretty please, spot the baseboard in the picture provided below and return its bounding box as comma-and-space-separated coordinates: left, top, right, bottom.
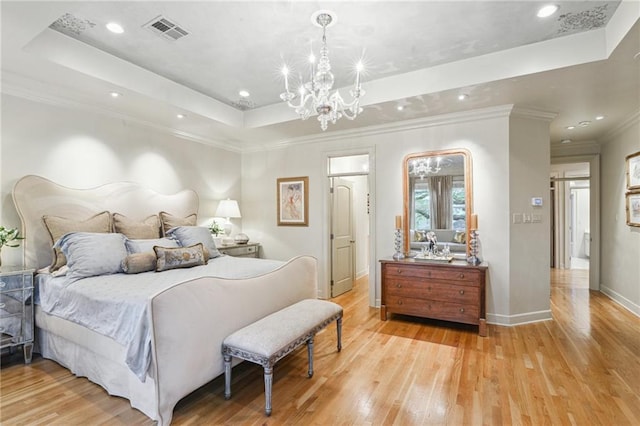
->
600, 285, 640, 317
487, 309, 553, 326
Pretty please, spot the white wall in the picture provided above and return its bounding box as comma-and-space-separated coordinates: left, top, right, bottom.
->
242, 105, 554, 324
0, 94, 242, 266
600, 114, 640, 315
507, 113, 552, 322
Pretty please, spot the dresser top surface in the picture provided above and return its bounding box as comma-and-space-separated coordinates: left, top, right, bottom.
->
380, 258, 488, 270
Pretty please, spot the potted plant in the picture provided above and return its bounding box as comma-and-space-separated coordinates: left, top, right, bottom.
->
0, 226, 24, 267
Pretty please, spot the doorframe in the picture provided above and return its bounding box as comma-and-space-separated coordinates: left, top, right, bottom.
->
323, 147, 377, 306
551, 154, 600, 290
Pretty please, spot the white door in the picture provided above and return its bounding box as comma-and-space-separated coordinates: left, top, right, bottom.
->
331, 177, 354, 297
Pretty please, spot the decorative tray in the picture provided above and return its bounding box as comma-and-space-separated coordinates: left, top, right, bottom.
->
414, 254, 453, 263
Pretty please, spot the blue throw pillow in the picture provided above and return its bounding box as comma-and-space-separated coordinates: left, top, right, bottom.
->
166, 226, 221, 259
55, 232, 128, 280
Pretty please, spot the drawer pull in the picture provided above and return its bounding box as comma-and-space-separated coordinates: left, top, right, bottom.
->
459, 308, 465, 313
396, 268, 402, 274
397, 300, 403, 305
458, 273, 465, 279
459, 290, 465, 295
427, 271, 432, 277
0, 281, 5, 288
396, 283, 402, 288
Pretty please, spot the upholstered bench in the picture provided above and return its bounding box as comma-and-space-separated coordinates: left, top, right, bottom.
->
222, 299, 343, 416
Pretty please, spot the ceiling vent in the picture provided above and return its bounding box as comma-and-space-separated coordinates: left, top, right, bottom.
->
144, 15, 189, 41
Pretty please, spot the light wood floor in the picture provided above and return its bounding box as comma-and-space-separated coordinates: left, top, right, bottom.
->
2, 270, 639, 425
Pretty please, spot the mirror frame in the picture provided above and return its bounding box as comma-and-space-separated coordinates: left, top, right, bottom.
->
403, 148, 473, 256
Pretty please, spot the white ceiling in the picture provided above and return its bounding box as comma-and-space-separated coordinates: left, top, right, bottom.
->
2, 1, 639, 151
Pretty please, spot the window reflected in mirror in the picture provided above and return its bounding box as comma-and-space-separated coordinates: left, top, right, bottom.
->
409, 155, 466, 231
403, 150, 472, 256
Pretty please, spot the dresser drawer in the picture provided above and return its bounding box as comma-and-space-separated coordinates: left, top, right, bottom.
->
385, 279, 479, 304
385, 297, 480, 325
0, 273, 33, 292
0, 291, 27, 315
383, 264, 479, 283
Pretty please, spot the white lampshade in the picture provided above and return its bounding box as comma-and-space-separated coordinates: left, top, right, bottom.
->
215, 199, 241, 218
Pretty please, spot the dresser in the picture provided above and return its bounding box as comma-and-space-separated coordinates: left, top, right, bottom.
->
218, 242, 261, 258
380, 259, 488, 336
0, 266, 35, 362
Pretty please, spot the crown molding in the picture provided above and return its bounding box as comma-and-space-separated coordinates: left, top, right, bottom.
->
510, 106, 557, 121
245, 104, 518, 153
1, 72, 242, 154
600, 110, 640, 144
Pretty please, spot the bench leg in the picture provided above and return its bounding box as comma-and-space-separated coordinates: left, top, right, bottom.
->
224, 354, 232, 400
307, 337, 314, 378
264, 366, 273, 416
337, 316, 342, 352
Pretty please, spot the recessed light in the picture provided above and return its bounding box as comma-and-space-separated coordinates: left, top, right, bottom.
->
397, 105, 404, 111
579, 121, 591, 127
106, 22, 124, 34
595, 115, 605, 120
238, 90, 250, 98
177, 114, 185, 119
109, 91, 121, 98
561, 139, 572, 144
537, 5, 558, 18
566, 126, 575, 130
458, 94, 468, 101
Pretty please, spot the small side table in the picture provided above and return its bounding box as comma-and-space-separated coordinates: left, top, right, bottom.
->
217, 242, 261, 258
0, 266, 35, 363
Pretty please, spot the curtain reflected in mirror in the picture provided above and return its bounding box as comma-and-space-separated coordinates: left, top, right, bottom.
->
404, 150, 472, 256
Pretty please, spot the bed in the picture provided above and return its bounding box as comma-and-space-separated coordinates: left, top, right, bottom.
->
12, 175, 318, 425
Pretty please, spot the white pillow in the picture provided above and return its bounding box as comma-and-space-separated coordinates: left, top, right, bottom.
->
166, 226, 221, 259
55, 232, 128, 280
125, 237, 179, 254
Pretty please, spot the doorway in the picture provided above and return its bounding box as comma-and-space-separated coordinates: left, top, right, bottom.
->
328, 154, 370, 298
550, 161, 593, 278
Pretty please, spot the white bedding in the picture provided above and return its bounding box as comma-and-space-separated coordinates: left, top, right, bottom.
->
36, 255, 284, 380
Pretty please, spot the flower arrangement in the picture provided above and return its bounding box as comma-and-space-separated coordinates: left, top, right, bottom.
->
209, 220, 224, 236
0, 226, 24, 249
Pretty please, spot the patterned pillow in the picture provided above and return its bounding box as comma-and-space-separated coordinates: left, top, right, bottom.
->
154, 243, 206, 272
159, 211, 197, 236
414, 230, 427, 242
454, 231, 466, 244
113, 213, 161, 239
43, 211, 112, 271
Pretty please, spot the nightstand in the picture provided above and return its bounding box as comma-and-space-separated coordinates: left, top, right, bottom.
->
217, 242, 261, 258
0, 266, 35, 363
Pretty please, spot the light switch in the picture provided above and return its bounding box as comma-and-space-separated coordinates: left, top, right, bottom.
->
523, 214, 532, 223
532, 214, 542, 223
513, 213, 523, 224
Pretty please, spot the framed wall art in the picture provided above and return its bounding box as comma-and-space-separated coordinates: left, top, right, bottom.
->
626, 151, 640, 190
626, 191, 640, 227
277, 176, 309, 226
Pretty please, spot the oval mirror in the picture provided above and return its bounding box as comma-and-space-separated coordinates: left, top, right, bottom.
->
403, 149, 473, 258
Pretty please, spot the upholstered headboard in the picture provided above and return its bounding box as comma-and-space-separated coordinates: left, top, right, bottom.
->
12, 175, 199, 269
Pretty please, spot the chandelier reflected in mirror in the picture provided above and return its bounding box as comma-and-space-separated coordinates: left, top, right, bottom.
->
410, 157, 442, 179
280, 10, 364, 131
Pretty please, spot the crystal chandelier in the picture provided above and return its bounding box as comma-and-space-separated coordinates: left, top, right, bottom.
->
411, 157, 442, 179
280, 10, 364, 131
